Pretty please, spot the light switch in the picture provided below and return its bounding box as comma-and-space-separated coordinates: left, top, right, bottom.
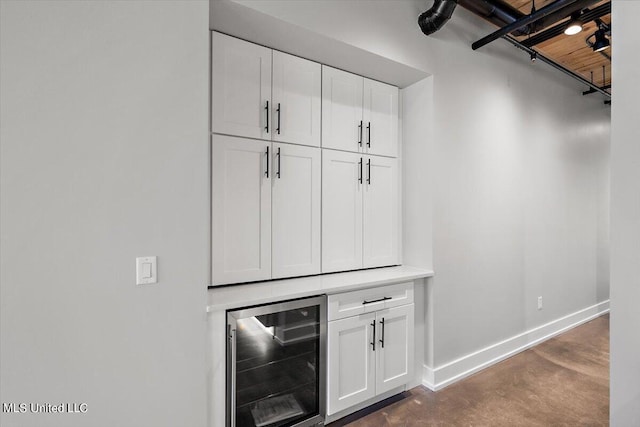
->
142, 263, 152, 279
136, 256, 157, 285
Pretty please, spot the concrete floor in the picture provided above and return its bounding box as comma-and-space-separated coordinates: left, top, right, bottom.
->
331, 314, 610, 426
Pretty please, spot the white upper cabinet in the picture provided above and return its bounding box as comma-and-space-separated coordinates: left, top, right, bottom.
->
363, 156, 399, 268
322, 66, 364, 153
322, 150, 364, 273
211, 33, 401, 286
212, 135, 271, 285
272, 51, 321, 147
272, 143, 321, 278
212, 32, 271, 140
322, 66, 398, 157
323, 151, 398, 274
363, 79, 399, 157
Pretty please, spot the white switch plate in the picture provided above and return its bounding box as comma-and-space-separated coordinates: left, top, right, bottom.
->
136, 256, 157, 285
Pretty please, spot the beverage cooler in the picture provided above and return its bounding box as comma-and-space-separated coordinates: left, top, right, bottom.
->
227, 296, 327, 427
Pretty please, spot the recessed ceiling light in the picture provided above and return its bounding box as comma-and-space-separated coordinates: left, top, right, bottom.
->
564, 16, 583, 36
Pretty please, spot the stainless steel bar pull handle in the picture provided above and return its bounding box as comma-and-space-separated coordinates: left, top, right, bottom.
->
277, 147, 281, 179
265, 146, 269, 178
370, 320, 376, 351
265, 101, 269, 133
379, 318, 385, 348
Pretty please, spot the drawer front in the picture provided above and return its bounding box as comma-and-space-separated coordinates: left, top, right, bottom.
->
328, 282, 414, 321
382, 282, 414, 309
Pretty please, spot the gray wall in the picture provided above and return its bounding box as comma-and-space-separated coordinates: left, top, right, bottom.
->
0, 1, 614, 426
0, 1, 209, 426
610, 1, 640, 425
237, 0, 611, 366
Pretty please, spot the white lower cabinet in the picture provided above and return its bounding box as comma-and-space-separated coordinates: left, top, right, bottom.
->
375, 304, 414, 394
327, 284, 414, 416
328, 312, 377, 414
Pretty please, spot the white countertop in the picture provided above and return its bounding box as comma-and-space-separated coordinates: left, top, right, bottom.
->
207, 265, 434, 312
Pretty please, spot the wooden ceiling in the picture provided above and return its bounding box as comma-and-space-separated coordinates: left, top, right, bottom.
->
504, 0, 611, 89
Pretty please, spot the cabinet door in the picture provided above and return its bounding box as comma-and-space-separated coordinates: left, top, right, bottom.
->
272, 143, 321, 278
363, 79, 398, 157
363, 156, 399, 268
212, 32, 271, 140
272, 51, 321, 147
376, 304, 414, 395
322, 66, 364, 153
212, 135, 271, 285
322, 150, 364, 273
327, 313, 376, 415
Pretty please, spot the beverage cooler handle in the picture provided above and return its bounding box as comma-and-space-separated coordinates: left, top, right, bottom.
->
228, 325, 237, 427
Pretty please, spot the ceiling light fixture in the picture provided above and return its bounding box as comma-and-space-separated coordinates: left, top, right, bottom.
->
592, 28, 610, 52
564, 13, 583, 36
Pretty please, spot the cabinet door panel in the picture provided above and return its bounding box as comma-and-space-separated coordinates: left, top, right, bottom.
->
328, 313, 376, 415
322, 150, 364, 273
363, 156, 399, 268
212, 135, 271, 285
363, 79, 398, 157
272, 143, 321, 278
212, 32, 271, 140
376, 304, 414, 395
322, 66, 363, 153
273, 52, 321, 147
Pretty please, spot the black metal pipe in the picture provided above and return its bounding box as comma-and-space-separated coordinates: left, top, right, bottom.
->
535, 0, 599, 30
522, 2, 611, 48
583, 84, 611, 96
502, 35, 611, 98
418, 0, 458, 36
459, 0, 529, 36
472, 0, 580, 50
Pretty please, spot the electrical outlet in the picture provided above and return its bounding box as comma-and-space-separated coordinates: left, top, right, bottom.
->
537, 296, 543, 310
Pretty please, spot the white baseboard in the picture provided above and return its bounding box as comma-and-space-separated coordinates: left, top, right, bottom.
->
422, 300, 610, 391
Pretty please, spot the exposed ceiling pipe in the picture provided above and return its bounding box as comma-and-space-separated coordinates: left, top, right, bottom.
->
522, 2, 611, 48
455, 1, 611, 100
472, 0, 589, 50
459, 0, 529, 36
533, 0, 600, 31
418, 0, 458, 36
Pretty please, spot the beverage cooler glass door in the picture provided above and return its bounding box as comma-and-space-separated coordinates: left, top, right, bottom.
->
227, 295, 327, 427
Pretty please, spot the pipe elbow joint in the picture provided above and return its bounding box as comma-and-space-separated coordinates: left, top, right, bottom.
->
418, 0, 459, 36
